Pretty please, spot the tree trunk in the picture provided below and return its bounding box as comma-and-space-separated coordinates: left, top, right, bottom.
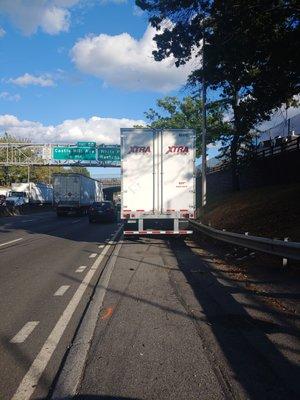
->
230, 135, 240, 191
231, 89, 241, 191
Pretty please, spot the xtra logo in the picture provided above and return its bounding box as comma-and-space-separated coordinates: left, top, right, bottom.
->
166, 146, 189, 154
128, 146, 151, 154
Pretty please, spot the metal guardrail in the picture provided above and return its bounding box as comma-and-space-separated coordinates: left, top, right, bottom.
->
190, 220, 300, 261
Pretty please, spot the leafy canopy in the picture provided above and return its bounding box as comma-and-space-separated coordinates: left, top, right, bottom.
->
139, 95, 230, 157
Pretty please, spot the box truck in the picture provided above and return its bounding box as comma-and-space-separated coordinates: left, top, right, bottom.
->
6, 182, 53, 207
53, 173, 103, 216
121, 128, 195, 235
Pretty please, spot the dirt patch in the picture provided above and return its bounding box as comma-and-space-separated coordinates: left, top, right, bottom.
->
199, 183, 300, 241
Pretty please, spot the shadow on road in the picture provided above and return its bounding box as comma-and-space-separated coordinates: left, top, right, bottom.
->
60, 236, 299, 399
166, 237, 300, 399
0, 210, 121, 245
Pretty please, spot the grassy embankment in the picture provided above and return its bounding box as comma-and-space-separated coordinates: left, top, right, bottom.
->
198, 183, 300, 242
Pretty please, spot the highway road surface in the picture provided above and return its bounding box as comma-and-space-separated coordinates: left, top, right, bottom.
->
0, 211, 121, 399
0, 212, 299, 400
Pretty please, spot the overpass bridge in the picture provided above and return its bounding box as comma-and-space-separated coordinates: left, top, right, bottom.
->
0, 142, 121, 168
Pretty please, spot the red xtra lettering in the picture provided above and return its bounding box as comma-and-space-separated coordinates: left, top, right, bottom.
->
166, 146, 189, 154
128, 146, 151, 154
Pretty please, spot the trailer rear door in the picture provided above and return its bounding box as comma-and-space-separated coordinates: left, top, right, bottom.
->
121, 129, 154, 217
161, 129, 195, 218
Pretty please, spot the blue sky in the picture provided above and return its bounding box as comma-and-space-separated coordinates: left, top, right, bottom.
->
0, 0, 219, 176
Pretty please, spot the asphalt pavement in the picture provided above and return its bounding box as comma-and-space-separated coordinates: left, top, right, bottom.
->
0, 211, 121, 400
0, 214, 299, 400
61, 236, 299, 400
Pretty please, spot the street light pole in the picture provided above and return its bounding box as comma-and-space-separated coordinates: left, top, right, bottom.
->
201, 34, 207, 209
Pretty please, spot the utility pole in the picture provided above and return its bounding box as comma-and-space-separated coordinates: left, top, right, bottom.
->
201, 34, 207, 209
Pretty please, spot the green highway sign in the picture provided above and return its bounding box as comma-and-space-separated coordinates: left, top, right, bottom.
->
77, 141, 96, 147
53, 146, 96, 161
98, 145, 121, 163
52, 143, 121, 163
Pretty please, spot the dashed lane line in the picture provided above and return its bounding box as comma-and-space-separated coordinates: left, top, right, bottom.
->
10, 322, 39, 344
75, 266, 87, 273
54, 285, 70, 296
0, 237, 23, 248
11, 224, 123, 400
89, 253, 97, 258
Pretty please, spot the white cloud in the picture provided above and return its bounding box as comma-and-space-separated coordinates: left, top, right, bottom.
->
0, 0, 81, 35
0, 0, 127, 36
0, 27, 5, 37
0, 92, 21, 102
71, 25, 196, 92
9, 73, 55, 87
0, 114, 145, 144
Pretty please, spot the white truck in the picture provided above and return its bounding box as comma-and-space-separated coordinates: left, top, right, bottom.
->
121, 128, 195, 235
6, 182, 53, 207
53, 173, 103, 216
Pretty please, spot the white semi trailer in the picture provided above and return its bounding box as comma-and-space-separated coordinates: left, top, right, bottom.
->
121, 128, 195, 235
53, 173, 103, 216
8, 182, 53, 206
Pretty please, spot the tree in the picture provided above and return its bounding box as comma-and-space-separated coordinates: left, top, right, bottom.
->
68, 166, 90, 177
138, 95, 229, 157
136, 0, 300, 190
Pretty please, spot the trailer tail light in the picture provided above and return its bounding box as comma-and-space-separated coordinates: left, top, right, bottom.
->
123, 213, 130, 219
182, 213, 189, 219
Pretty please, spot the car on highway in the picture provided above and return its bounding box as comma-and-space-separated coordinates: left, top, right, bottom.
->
88, 201, 116, 223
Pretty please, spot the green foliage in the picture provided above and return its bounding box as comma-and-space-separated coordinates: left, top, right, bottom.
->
137, 0, 300, 190
142, 96, 230, 157
68, 166, 90, 177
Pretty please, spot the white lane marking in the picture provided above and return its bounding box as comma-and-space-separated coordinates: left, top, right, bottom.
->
21, 219, 33, 223
75, 266, 87, 273
52, 238, 123, 397
72, 220, 81, 224
11, 225, 122, 400
89, 253, 97, 258
98, 244, 104, 249
54, 285, 70, 296
10, 322, 39, 344
0, 237, 23, 248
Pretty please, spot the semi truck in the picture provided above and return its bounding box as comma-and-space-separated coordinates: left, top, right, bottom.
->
53, 173, 103, 216
6, 182, 53, 207
121, 128, 195, 235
